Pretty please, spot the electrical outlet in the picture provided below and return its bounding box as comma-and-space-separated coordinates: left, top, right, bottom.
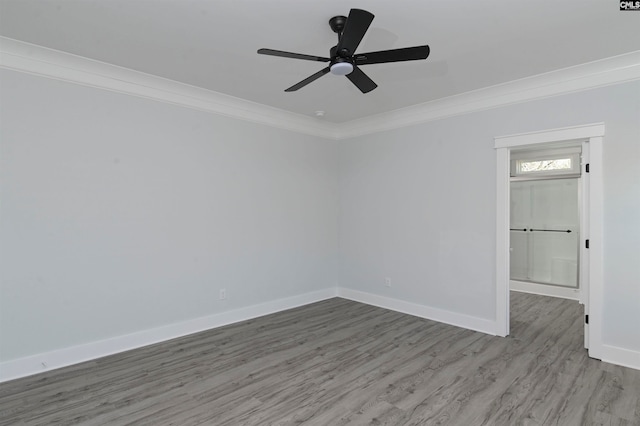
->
385, 277, 391, 287
219, 288, 226, 300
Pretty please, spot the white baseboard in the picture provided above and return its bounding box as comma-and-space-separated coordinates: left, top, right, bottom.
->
0, 288, 338, 383
510, 280, 581, 301
336, 288, 497, 336
600, 344, 640, 371
3, 286, 635, 382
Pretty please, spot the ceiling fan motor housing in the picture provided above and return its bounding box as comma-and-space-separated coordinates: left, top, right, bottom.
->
329, 45, 355, 75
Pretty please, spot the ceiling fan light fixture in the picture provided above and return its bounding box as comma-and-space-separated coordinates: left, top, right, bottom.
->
330, 61, 354, 76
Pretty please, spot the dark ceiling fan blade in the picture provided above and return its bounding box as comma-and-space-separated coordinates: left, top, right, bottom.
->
336, 9, 374, 56
258, 48, 330, 62
346, 66, 377, 93
355, 45, 430, 65
285, 67, 331, 92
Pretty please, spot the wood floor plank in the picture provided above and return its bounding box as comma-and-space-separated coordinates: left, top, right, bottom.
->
2, 293, 640, 425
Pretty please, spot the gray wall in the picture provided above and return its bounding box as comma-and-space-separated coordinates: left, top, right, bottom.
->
338, 81, 640, 352
2, 68, 638, 364
0, 70, 339, 361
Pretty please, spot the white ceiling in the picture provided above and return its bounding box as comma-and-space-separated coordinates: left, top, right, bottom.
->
1, 0, 639, 123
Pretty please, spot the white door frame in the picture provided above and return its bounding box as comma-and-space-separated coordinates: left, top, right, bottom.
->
494, 123, 604, 360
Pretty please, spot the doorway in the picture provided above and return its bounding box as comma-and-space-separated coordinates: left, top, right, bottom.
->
510, 147, 582, 301
494, 123, 605, 360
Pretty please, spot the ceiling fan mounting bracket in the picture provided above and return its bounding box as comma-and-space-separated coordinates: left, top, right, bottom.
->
329, 16, 347, 34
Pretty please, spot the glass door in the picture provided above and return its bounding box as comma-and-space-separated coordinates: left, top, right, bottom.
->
510, 178, 580, 288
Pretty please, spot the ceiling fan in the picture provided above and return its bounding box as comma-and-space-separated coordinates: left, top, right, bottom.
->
257, 9, 430, 94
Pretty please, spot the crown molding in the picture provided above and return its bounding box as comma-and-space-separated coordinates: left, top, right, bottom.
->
494, 122, 605, 149
2, 36, 639, 141
0, 37, 339, 140
336, 51, 640, 139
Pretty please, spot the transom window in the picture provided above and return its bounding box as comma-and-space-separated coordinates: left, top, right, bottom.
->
518, 158, 572, 173
511, 147, 581, 177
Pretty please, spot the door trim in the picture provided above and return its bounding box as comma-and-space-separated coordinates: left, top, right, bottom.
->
494, 123, 604, 359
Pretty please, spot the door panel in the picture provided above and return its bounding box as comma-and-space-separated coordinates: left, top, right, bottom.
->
510, 178, 579, 288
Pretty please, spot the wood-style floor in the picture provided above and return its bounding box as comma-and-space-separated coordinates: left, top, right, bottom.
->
1, 292, 639, 425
